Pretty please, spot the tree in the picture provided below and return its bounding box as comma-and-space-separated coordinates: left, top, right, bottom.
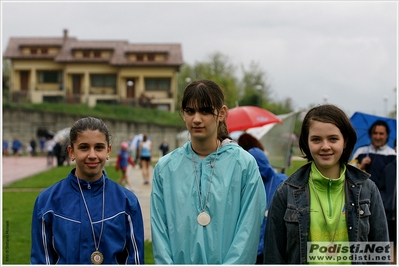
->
2, 59, 11, 101
178, 52, 239, 109
177, 51, 294, 115
238, 61, 270, 108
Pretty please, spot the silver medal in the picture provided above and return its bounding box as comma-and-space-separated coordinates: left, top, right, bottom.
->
197, 212, 211, 226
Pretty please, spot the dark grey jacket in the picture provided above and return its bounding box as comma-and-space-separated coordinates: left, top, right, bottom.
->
264, 162, 389, 264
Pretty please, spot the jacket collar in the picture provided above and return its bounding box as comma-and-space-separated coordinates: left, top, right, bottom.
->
286, 162, 370, 188
183, 139, 237, 159
67, 168, 108, 193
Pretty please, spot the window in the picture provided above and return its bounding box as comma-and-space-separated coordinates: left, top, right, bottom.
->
83, 51, 90, 58
31, 48, 38, 55
94, 51, 101, 58
148, 54, 155, 61
91, 74, 116, 88
137, 54, 144, 61
41, 48, 48, 54
38, 71, 62, 83
145, 78, 171, 91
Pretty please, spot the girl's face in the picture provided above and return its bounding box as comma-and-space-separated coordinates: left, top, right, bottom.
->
68, 130, 111, 182
308, 121, 345, 178
183, 104, 227, 143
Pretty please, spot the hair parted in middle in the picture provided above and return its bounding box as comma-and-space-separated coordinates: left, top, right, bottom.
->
298, 104, 357, 164
181, 79, 231, 141
69, 116, 112, 147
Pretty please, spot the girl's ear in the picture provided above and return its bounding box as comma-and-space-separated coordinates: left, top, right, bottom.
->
67, 145, 75, 161
107, 145, 112, 157
219, 105, 227, 122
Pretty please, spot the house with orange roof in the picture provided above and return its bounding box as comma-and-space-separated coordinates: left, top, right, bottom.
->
3, 29, 183, 111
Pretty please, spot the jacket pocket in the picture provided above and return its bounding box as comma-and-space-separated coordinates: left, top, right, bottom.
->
284, 208, 299, 239
358, 201, 371, 235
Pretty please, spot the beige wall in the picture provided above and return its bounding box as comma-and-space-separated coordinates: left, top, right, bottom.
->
10, 59, 179, 110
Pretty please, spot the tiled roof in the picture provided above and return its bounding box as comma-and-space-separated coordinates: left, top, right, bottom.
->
3, 32, 183, 67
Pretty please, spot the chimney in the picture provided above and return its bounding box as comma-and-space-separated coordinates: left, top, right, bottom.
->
63, 29, 68, 41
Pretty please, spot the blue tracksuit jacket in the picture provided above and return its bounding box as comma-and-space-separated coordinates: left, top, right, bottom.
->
31, 169, 144, 264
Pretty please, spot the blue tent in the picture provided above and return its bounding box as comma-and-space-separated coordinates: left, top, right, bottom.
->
350, 112, 397, 155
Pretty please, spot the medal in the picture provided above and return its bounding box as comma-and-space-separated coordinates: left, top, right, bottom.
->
197, 212, 211, 226
77, 175, 106, 264
91, 251, 104, 264
192, 142, 219, 227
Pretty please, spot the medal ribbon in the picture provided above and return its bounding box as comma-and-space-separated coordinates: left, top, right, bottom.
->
77, 175, 105, 261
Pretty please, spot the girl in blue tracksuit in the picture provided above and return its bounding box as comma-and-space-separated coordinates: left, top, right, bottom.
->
31, 117, 144, 264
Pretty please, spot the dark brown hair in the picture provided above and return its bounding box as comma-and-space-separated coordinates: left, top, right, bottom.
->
368, 120, 390, 145
237, 133, 264, 151
298, 104, 357, 164
181, 79, 231, 141
69, 117, 111, 147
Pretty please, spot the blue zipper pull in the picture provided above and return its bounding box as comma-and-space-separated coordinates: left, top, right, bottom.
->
87, 183, 91, 189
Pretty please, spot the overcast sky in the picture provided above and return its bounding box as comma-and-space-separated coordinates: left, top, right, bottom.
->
2, 1, 397, 117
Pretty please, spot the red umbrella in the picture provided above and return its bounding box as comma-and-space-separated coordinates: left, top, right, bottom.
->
226, 106, 282, 132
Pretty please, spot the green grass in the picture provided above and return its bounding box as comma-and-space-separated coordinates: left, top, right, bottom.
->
4, 102, 183, 127
3, 191, 38, 264
2, 159, 306, 264
285, 158, 307, 176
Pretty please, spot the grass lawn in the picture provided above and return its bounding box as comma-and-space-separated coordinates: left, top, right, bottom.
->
2, 159, 306, 264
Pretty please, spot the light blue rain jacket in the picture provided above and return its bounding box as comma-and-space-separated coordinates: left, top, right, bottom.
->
150, 141, 266, 264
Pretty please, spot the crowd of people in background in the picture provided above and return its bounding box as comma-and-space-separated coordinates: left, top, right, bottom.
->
3, 135, 70, 167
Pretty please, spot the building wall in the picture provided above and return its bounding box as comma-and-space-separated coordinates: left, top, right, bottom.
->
9, 59, 179, 110
2, 107, 185, 157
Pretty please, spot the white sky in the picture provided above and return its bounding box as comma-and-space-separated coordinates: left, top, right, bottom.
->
1, 1, 398, 117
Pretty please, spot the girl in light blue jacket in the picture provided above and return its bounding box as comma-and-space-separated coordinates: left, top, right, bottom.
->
150, 79, 266, 264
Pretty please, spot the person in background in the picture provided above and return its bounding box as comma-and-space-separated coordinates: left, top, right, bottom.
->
116, 141, 135, 191
159, 138, 169, 157
264, 104, 389, 264
380, 138, 397, 264
45, 137, 56, 166
31, 116, 144, 264
30, 138, 37, 157
350, 120, 396, 191
62, 139, 70, 166
12, 136, 22, 157
237, 133, 287, 264
3, 139, 9, 156
53, 140, 65, 166
150, 79, 266, 264
138, 134, 152, 185
39, 136, 46, 156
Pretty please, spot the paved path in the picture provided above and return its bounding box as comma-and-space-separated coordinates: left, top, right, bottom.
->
2, 156, 54, 186
2, 156, 153, 241
126, 164, 153, 241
